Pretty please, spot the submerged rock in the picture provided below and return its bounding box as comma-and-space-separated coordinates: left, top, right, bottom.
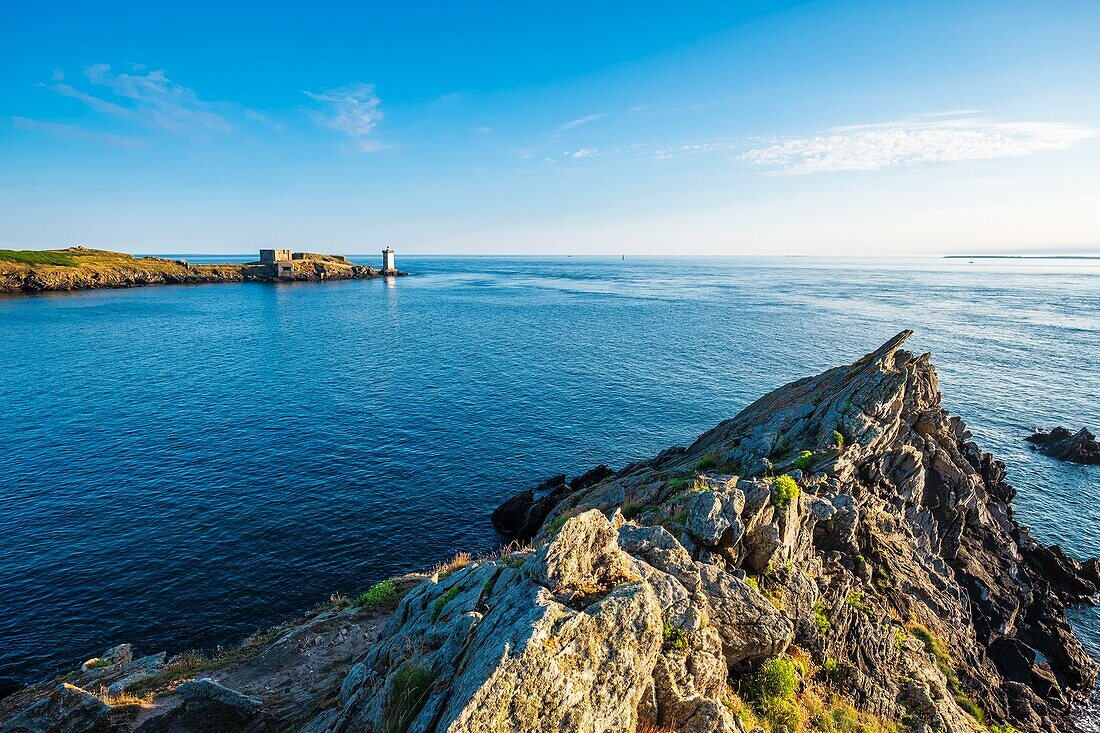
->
1026, 426, 1100, 464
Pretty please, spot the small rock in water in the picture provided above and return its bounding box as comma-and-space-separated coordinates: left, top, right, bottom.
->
1026, 426, 1100, 464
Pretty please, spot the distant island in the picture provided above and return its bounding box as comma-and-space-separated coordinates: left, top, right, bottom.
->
0, 247, 405, 294
943, 255, 1100, 260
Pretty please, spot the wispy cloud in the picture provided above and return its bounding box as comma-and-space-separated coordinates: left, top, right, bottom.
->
560, 113, 606, 131
739, 116, 1098, 174
11, 116, 144, 148
39, 64, 273, 136
474, 126, 493, 135
304, 83, 384, 151
570, 148, 596, 158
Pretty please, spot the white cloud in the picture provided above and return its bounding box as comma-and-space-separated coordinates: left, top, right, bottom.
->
41, 64, 267, 135
474, 126, 493, 134
740, 116, 1098, 174
560, 113, 606, 131
304, 83, 383, 147
571, 148, 596, 158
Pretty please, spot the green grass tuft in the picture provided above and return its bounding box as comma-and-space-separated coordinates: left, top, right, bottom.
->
354, 579, 400, 610
663, 620, 689, 650
832, 430, 845, 449
791, 450, 814, 470
431, 586, 461, 622
772, 474, 800, 508
814, 600, 832, 636
382, 663, 435, 733
695, 453, 722, 471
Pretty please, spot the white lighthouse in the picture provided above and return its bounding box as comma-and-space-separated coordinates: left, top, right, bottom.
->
382, 247, 396, 274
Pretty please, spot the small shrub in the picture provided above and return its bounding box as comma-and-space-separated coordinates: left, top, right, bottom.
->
430, 586, 461, 622
791, 450, 814, 470
846, 589, 873, 615
330, 593, 351, 609
832, 430, 845, 449
750, 656, 800, 706
695, 453, 721, 471
814, 600, 831, 636
354, 579, 399, 610
502, 555, 526, 569
821, 656, 843, 684
667, 477, 689, 493
382, 663, 435, 733
745, 576, 759, 590
662, 620, 688, 650
772, 474, 800, 509
85, 657, 114, 669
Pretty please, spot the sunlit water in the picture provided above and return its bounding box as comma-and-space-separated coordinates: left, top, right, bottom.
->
1, 256, 1097, 713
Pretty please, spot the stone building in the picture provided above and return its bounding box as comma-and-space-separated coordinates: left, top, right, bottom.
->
259, 249, 292, 264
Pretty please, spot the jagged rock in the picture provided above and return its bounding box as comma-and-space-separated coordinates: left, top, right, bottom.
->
1026, 426, 1100, 464
176, 678, 263, 715
136, 678, 266, 732
335, 510, 663, 732
491, 466, 615, 541
81, 642, 133, 672
0, 683, 109, 733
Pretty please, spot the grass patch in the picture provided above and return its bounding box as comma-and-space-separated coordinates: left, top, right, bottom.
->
695, 453, 722, 472
84, 657, 114, 669
772, 474, 800, 509
909, 622, 984, 723
435, 551, 472, 579
662, 620, 689, 651
845, 589, 873, 615
0, 249, 77, 267
622, 502, 655, 520
989, 725, 1021, 733
814, 600, 832, 636
382, 663, 435, 733
667, 477, 689, 493
431, 586, 461, 622
354, 579, 400, 610
832, 430, 845, 449
96, 688, 154, 709
791, 450, 814, 470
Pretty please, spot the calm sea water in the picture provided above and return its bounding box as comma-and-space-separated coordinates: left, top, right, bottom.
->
1, 256, 1097, 696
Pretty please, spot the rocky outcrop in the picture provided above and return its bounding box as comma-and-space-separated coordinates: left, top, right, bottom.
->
1026, 427, 1100, 464
0, 247, 405, 293
1, 331, 1095, 733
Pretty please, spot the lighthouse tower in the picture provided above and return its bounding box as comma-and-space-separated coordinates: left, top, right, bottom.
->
381, 247, 396, 274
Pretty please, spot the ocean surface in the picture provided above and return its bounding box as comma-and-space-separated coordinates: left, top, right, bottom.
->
1, 256, 1098, 702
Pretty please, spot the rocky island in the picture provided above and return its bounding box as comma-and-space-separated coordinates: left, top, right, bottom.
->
1026, 427, 1100, 465
0, 247, 404, 294
1, 331, 1096, 733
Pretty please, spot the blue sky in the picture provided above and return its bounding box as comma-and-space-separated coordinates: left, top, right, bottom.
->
2, 1, 1099, 255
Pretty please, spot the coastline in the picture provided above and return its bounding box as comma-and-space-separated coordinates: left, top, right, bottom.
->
0, 247, 406, 294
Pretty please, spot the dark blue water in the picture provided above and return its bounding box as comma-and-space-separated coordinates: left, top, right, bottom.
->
1, 256, 1097, 691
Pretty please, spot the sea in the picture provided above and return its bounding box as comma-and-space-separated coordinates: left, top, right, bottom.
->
1, 255, 1097, 719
